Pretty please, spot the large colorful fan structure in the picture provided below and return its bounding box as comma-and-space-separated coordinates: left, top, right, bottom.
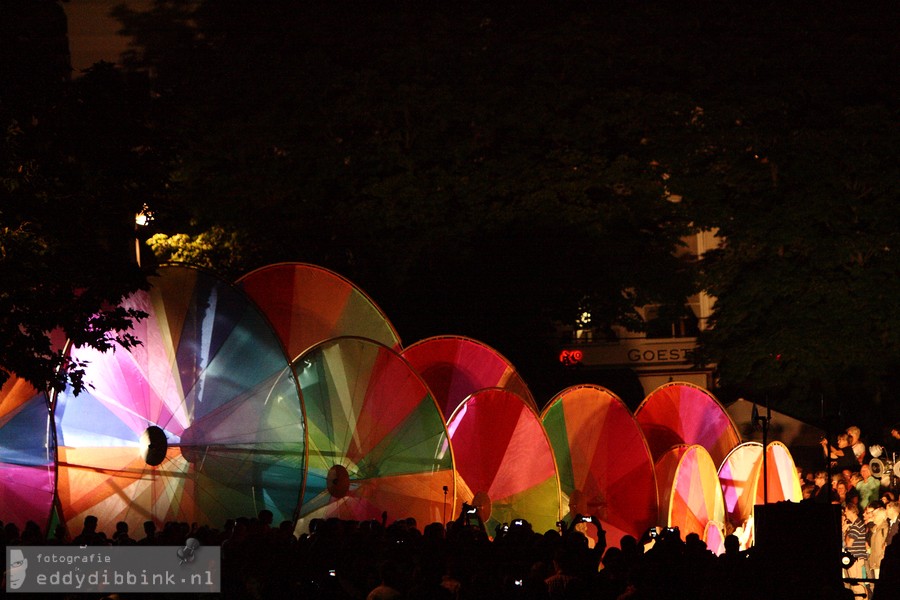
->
0, 254, 814, 555
448, 388, 561, 534
402, 336, 537, 420
718, 441, 764, 546
655, 444, 725, 543
717, 441, 802, 550
636, 382, 741, 467
541, 385, 657, 544
704, 520, 727, 555
294, 337, 455, 533
760, 441, 803, 504
54, 265, 305, 534
237, 262, 401, 360
0, 374, 55, 532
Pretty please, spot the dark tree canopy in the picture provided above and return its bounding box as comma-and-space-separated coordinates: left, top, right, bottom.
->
665, 5, 900, 425
682, 104, 900, 419
0, 1, 166, 392
111, 1, 705, 399
114, 1, 899, 414
3, 0, 897, 419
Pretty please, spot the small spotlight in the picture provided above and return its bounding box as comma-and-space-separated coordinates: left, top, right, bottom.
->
840, 551, 854, 568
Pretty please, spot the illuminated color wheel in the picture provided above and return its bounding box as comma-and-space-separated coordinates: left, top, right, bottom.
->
704, 520, 726, 555
758, 442, 803, 504
718, 442, 764, 540
54, 265, 304, 534
655, 444, 725, 543
717, 441, 801, 550
541, 385, 657, 545
402, 336, 537, 420
237, 262, 401, 360
294, 337, 454, 533
0, 374, 55, 532
635, 382, 741, 467
448, 388, 561, 534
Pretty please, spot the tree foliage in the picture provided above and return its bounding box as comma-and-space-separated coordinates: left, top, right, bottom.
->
147, 226, 258, 280
682, 104, 900, 416
112, 1, 899, 412
113, 1, 704, 397
0, 2, 166, 392
665, 5, 899, 422
8, 0, 895, 414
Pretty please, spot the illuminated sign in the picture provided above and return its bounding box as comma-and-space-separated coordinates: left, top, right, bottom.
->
626, 347, 694, 363
561, 339, 698, 368
559, 349, 584, 366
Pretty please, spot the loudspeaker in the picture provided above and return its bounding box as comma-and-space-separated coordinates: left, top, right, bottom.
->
754, 501, 842, 588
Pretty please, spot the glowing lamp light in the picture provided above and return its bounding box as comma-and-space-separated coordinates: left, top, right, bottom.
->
135, 204, 154, 227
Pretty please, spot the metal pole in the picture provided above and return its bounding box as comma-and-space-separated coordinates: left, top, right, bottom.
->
762, 406, 769, 504
757, 397, 771, 505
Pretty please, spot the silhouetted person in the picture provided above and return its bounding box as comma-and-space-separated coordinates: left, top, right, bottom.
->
113, 521, 135, 545
137, 521, 157, 545
73, 515, 104, 546
258, 509, 274, 530
368, 559, 405, 600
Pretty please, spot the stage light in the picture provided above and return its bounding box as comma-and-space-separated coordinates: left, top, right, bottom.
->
840, 550, 854, 568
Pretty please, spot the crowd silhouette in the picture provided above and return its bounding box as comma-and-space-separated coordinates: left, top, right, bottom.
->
5, 505, 899, 600
4, 425, 900, 599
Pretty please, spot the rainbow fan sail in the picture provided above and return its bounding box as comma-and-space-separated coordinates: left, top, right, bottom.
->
541, 384, 657, 544
403, 336, 537, 420
54, 265, 304, 534
0, 374, 55, 533
448, 388, 561, 534
294, 337, 454, 533
636, 382, 741, 467
238, 263, 401, 361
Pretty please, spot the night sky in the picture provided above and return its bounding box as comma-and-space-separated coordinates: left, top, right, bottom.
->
64, 0, 149, 73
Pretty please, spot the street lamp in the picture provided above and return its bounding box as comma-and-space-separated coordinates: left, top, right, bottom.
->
134, 204, 153, 266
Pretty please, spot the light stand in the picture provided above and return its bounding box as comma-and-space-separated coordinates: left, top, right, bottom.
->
753, 399, 772, 504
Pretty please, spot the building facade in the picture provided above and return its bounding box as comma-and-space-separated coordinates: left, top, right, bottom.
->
557, 230, 718, 399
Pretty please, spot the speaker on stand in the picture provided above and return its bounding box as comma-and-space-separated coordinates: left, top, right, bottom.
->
754, 501, 843, 595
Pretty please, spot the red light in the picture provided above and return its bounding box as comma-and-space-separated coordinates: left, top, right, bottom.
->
559, 350, 583, 366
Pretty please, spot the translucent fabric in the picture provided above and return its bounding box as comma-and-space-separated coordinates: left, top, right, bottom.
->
655, 444, 725, 543
294, 337, 454, 533
0, 374, 54, 532
402, 336, 537, 420
704, 520, 726, 555
717, 441, 802, 550
635, 382, 741, 467
237, 262, 401, 361
54, 265, 304, 534
448, 388, 561, 534
760, 442, 803, 504
718, 442, 764, 539
541, 385, 657, 545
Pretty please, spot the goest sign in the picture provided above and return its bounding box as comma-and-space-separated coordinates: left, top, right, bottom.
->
627, 347, 695, 363
560, 339, 699, 368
